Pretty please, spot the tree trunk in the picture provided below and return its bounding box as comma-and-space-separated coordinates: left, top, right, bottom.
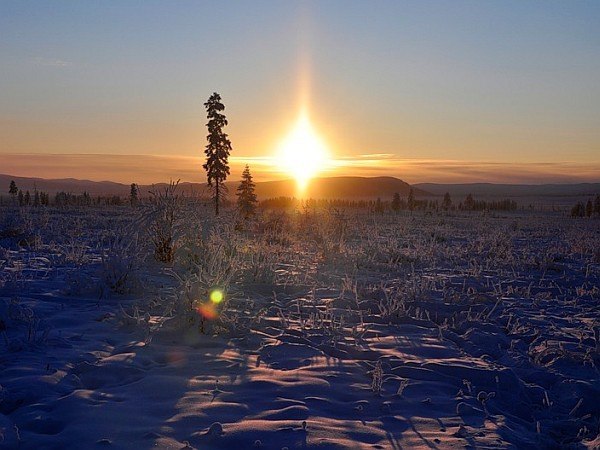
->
215, 182, 220, 216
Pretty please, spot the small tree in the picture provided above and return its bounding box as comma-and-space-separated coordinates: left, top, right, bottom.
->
586, 199, 593, 218
236, 165, 258, 219
391, 192, 401, 212
464, 193, 474, 211
442, 192, 452, 210
407, 188, 415, 212
130, 183, 139, 206
571, 202, 585, 217
595, 195, 600, 216
33, 189, 40, 207
9, 180, 18, 204
374, 197, 384, 214
17, 190, 24, 207
148, 181, 181, 263
203, 92, 232, 216
24, 190, 31, 206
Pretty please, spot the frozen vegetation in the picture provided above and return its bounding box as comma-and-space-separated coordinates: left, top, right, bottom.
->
0, 201, 599, 449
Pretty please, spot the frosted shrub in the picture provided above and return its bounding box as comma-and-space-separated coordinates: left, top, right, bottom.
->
256, 210, 293, 246
146, 181, 182, 263
0, 298, 51, 349
100, 226, 140, 294
241, 240, 278, 285
173, 225, 240, 330
376, 283, 407, 320
371, 360, 384, 394
61, 226, 88, 265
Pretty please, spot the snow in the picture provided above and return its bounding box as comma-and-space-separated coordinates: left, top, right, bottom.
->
1, 206, 599, 449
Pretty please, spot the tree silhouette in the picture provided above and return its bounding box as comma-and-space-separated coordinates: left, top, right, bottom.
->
407, 188, 415, 212
374, 197, 384, 214
130, 183, 139, 206
236, 165, 258, 219
571, 202, 585, 217
203, 92, 232, 216
442, 192, 452, 210
391, 192, 401, 212
594, 195, 600, 216
464, 193, 474, 211
586, 199, 593, 217
9, 180, 18, 204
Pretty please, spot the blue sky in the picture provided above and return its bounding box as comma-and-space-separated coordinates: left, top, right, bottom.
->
1, 1, 599, 182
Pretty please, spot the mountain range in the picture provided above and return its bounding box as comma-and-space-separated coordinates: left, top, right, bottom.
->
0, 174, 428, 199
0, 173, 598, 201
414, 182, 600, 198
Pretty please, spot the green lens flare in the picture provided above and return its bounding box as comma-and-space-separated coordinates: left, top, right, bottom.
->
210, 289, 224, 304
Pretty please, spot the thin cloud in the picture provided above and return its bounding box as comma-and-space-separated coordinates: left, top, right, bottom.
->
31, 57, 73, 67
0, 153, 598, 185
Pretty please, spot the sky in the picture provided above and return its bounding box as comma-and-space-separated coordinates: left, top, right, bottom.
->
1, 1, 599, 184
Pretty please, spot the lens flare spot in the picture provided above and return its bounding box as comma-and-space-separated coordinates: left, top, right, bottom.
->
197, 303, 218, 320
210, 289, 224, 304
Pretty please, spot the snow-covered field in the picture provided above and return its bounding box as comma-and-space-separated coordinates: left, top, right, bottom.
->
1, 204, 599, 449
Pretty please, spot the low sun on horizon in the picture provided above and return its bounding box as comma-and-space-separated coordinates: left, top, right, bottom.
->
275, 111, 331, 190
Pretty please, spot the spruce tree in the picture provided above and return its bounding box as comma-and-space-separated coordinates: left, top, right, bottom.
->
17, 190, 24, 207
442, 192, 452, 210
203, 92, 232, 216
391, 192, 401, 212
130, 183, 139, 206
374, 197, 384, 214
24, 190, 31, 206
236, 165, 258, 219
594, 195, 600, 216
407, 188, 415, 212
9, 180, 18, 204
586, 199, 593, 217
9, 180, 17, 195
464, 193, 474, 211
571, 202, 585, 217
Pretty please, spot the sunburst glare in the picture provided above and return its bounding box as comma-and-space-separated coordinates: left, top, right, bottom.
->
276, 111, 330, 191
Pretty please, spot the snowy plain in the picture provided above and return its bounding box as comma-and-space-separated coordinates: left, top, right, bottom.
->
0, 204, 599, 449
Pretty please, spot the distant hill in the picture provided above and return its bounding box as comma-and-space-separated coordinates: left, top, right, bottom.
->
246, 176, 429, 199
0, 174, 429, 200
3, 173, 597, 203
0, 173, 127, 196
414, 182, 600, 198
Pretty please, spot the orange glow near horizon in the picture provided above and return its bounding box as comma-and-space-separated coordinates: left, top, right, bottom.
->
1, 152, 600, 185
275, 110, 331, 191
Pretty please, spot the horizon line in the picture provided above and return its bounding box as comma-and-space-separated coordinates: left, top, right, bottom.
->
0, 152, 598, 185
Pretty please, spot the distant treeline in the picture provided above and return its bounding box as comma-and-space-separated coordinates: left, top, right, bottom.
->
1, 180, 221, 208
260, 191, 518, 213
4, 177, 595, 216
0, 191, 123, 207
570, 195, 600, 217
2, 180, 142, 207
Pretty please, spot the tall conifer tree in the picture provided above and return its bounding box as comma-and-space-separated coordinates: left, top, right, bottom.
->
203, 92, 232, 215
236, 165, 258, 219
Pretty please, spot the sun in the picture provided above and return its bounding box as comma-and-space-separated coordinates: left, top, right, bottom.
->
276, 111, 330, 190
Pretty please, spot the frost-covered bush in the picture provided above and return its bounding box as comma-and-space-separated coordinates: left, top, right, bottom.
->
0, 208, 41, 249
0, 298, 51, 350
57, 217, 89, 265
100, 226, 140, 294
173, 222, 240, 331
146, 181, 182, 263
255, 210, 293, 246
240, 240, 278, 285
